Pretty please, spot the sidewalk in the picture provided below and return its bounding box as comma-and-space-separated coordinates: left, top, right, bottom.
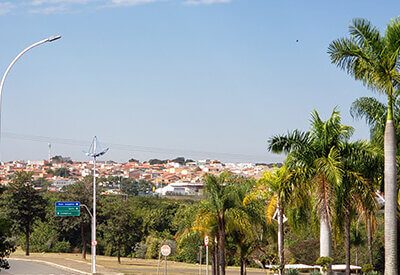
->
10, 255, 122, 275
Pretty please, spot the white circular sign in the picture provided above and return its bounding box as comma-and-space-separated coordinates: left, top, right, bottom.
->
204, 235, 209, 246
91, 240, 98, 246
160, 244, 171, 256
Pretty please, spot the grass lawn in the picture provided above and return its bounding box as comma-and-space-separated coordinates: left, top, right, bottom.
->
11, 248, 270, 275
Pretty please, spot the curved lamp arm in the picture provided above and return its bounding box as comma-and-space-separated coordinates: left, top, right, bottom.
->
0, 35, 61, 159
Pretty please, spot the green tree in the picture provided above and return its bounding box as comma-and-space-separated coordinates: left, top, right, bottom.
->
60, 176, 95, 259
99, 198, 143, 263
328, 17, 400, 273
0, 218, 16, 270
268, 108, 353, 274
2, 172, 46, 256
244, 166, 310, 275
332, 141, 377, 275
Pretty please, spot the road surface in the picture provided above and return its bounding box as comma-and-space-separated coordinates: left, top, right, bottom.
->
2, 259, 80, 275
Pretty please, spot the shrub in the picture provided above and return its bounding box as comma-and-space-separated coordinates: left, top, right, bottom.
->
53, 240, 70, 253
286, 269, 299, 275
316, 257, 333, 272
134, 243, 147, 259
309, 270, 321, 275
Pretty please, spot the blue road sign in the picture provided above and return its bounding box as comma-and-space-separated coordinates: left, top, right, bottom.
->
55, 202, 80, 207
55, 202, 81, 216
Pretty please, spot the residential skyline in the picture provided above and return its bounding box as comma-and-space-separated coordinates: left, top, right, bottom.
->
0, 0, 397, 163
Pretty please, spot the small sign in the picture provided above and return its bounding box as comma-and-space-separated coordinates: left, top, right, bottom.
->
204, 235, 209, 247
91, 240, 98, 246
55, 201, 80, 217
160, 244, 171, 256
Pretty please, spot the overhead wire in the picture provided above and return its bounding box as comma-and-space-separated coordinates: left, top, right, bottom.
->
2, 132, 267, 161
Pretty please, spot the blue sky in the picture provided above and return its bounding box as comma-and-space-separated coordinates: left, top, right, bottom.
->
0, 0, 398, 163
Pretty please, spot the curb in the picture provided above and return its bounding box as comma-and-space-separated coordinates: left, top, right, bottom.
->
9, 258, 90, 275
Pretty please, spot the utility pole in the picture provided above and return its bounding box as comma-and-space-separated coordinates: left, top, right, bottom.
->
48, 143, 51, 162
84, 136, 109, 274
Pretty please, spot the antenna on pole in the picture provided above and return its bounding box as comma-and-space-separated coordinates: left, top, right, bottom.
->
48, 143, 51, 162
83, 136, 109, 275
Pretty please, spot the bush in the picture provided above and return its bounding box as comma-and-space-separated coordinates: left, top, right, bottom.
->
53, 240, 70, 253
19, 221, 58, 253
315, 257, 333, 272
145, 235, 162, 259
309, 270, 321, 275
134, 243, 147, 259
286, 269, 299, 275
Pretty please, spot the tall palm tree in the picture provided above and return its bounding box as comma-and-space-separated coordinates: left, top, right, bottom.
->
268, 108, 352, 274
333, 141, 378, 275
244, 166, 310, 274
196, 172, 248, 275
226, 179, 271, 275
328, 17, 400, 273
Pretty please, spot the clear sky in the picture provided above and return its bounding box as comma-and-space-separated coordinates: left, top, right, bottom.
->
0, 0, 398, 163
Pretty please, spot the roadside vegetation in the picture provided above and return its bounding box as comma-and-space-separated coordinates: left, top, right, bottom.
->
1, 15, 400, 275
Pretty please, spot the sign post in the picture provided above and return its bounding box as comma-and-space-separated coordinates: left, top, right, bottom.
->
204, 235, 209, 275
160, 244, 171, 275
55, 202, 80, 216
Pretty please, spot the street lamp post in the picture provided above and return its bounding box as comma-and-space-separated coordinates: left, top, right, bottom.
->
84, 136, 109, 274
0, 35, 61, 157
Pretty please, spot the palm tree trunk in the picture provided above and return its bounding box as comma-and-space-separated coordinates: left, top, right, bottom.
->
344, 214, 351, 275
367, 216, 373, 265
320, 211, 332, 275
384, 119, 398, 275
81, 222, 87, 260
214, 235, 219, 275
218, 213, 226, 275
277, 201, 285, 275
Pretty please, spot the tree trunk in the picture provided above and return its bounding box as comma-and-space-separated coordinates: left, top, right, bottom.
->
218, 213, 226, 275
367, 216, 373, 266
384, 119, 398, 275
344, 214, 351, 275
320, 211, 332, 275
355, 247, 359, 274
214, 235, 219, 275
81, 222, 86, 260
277, 201, 285, 275
117, 243, 121, 264
240, 256, 247, 275
25, 226, 30, 256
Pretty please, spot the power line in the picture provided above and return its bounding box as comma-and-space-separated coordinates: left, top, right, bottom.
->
2, 132, 267, 161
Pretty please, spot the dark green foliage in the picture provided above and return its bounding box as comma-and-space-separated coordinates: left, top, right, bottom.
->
2, 172, 47, 256
0, 218, 16, 270
288, 239, 319, 265
128, 158, 139, 163
148, 159, 167, 165
171, 157, 185, 165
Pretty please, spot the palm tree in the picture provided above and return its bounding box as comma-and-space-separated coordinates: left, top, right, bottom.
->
333, 141, 378, 275
328, 17, 400, 273
226, 179, 271, 275
195, 172, 248, 275
245, 166, 309, 274
268, 108, 352, 274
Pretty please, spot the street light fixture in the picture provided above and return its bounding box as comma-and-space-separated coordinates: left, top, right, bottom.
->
84, 136, 109, 274
0, 35, 62, 158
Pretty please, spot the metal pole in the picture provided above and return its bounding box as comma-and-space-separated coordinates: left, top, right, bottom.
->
164, 255, 167, 275
0, 36, 61, 159
199, 246, 202, 275
157, 252, 161, 275
92, 140, 97, 274
206, 245, 208, 275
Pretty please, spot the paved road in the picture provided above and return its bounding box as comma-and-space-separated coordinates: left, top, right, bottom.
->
2, 259, 81, 275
